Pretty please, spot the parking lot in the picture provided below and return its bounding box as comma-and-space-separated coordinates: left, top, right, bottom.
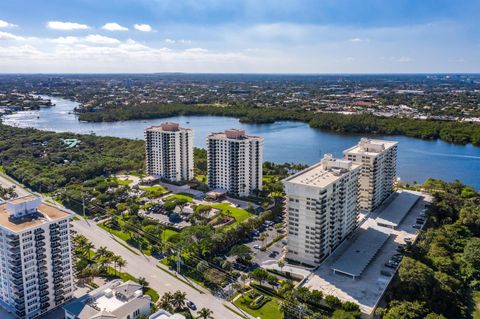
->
244, 219, 286, 266
304, 191, 431, 316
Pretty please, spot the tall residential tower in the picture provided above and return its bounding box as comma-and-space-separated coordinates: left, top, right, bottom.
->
0, 195, 74, 319
207, 129, 263, 197
145, 122, 194, 182
344, 138, 398, 213
283, 154, 361, 265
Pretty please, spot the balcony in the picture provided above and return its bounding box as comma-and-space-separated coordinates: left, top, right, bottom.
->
36, 241, 46, 248
39, 290, 49, 297
51, 242, 61, 249
37, 260, 47, 268
38, 266, 48, 273
34, 228, 45, 234
9, 265, 22, 273
53, 277, 62, 284
40, 296, 49, 304
36, 247, 46, 254
39, 278, 48, 285
12, 277, 23, 286
14, 303, 25, 311
15, 310, 25, 317
39, 284, 48, 291
35, 234, 45, 241
40, 302, 50, 310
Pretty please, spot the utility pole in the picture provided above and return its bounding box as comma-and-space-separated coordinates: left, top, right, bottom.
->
82, 193, 86, 218
176, 249, 181, 273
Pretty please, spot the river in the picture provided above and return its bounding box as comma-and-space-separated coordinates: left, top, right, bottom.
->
3, 96, 480, 189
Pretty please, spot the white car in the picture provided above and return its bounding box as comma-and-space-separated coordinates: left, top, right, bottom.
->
253, 245, 261, 249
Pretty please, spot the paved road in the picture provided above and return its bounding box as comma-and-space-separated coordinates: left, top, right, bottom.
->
0, 173, 31, 197
73, 219, 248, 319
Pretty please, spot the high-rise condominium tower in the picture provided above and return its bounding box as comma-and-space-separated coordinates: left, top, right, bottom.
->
283, 154, 361, 265
145, 122, 194, 182
343, 138, 398, 213
0, 195, 74, 319
206, 129, 263, 197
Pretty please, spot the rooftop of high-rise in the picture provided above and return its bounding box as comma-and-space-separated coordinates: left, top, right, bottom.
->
283, 154, 360, 188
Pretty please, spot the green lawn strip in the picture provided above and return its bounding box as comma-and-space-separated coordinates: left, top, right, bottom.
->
233, 288, 283, 319
224, 304, 249, 319
163, 229, 179, 241
106, 267, 159, 302
156, 265, 204, 294
210, 203, 253, 225
165, 193, 194, 203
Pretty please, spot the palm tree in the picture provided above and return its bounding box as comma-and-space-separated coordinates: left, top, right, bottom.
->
158, 292, 174, 312
172, 290, 187, 310
117, 257, 126, 274
197, 307, 214, 319
111, 255, 122, 274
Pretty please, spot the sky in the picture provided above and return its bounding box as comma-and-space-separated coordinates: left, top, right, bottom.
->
0, 0, 479, 73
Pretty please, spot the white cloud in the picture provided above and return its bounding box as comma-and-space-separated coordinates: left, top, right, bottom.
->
50, 36, 80, 44
165, 38, 176, 44
134, 23, 153, 32
0, 20, 17, 28
84, 34, 120, 45
0, 31, 24, 41
102, 22, 128, 31
184, 47, 208, 53
47, 21, 89, 31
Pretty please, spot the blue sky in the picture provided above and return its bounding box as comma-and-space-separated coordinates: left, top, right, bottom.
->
0, 0, 479, 73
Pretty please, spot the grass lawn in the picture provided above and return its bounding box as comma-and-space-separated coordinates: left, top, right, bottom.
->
165, 193, 194, 203
473, 291, 480, 319
142, 185, 169, 197
106, 177, 133, 186
233, 289, 283, 319
163, 229, 179, 241
210, 203, 253, 225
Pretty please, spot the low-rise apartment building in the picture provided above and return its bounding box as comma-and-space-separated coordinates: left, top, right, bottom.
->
145, 122, 194, 182
64, 279, 151, 319
343, 138, 398, 213
206, 129, 263, 197
0, 195, 74, 319
283, 154, 361, 266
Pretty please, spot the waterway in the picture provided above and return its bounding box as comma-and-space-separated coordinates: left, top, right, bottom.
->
3, 96, 480, 188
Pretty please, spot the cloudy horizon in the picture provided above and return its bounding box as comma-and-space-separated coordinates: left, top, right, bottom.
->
0, 0, 479, 73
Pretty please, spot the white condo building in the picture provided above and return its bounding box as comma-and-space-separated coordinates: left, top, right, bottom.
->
145, 122, 194, 182
344, 138, 398, 213
283, 154, 361, 265
207, 129, 263, 197
0, 195, 74, 319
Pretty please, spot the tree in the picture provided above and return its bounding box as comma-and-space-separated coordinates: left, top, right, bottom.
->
397, 257, 435, 300
159, 292, 174, 312
278, 259, 286, 272
463, 237, 480, 268
197, 307, 214, 319
325, 295, 342, 309
138, 277, 149, 291
383, 301, 428, 319
249, 268, 269, 285
172, 290, 187, 310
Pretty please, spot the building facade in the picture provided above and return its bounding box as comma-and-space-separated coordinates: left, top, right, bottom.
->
283, 154, 361, 266
0, 195, 74, 319
206, 129, 263, 197
343, 138, 398, 213
145, 122, 194, 182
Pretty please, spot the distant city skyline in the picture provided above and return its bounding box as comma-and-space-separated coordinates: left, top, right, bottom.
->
0, 0, 479, 73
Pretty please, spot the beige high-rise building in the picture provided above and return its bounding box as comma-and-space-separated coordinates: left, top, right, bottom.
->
0, 195, 74, 319
145, 122, 194, 182
206, 129, 263, 197
283, 154, 361, 266
344, 138, 398, 213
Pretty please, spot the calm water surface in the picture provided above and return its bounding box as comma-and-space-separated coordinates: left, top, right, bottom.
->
3, 96, 480, 188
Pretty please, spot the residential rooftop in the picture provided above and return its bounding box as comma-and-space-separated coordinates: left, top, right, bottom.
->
207, 128, 263, 141
64, 280, 150, 319
343, 138, 398, 156
283, 154, 360, 188
0, 195, 71, 232
145, 122, 191, 133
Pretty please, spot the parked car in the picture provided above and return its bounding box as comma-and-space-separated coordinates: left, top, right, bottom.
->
381, 270, 392, 276
253, 245, 261, 249
413, 224, 422, 229
186, 301, 196, 310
